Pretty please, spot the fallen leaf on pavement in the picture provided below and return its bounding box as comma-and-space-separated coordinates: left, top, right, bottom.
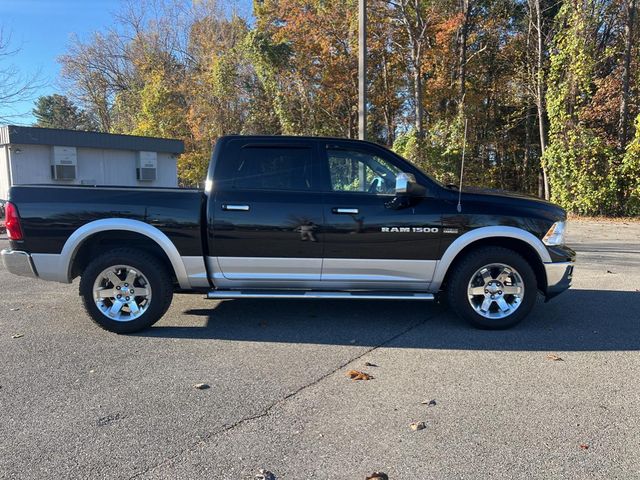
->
546, 353, 564, 361
410, 421, 426, 431
421, 399, 437, 407
11, 333, 24, 339
96, 412, 123, 427
366, 473, 389, 480
346, 370, 373, 381
580, 444, 589, 450
364, 362, 378, 367
255, 469, 276, 480
193, 383, 210, 390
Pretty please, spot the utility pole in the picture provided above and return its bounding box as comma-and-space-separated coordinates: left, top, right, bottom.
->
358, 0, 367, 141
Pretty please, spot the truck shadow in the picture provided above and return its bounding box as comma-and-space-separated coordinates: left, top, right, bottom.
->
140, 289, 640, 351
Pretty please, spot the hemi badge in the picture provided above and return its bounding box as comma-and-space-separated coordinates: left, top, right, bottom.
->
443, 228, 459, 234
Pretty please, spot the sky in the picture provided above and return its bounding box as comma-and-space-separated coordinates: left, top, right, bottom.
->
0, 0, 252, 125
0, 0, 123, 124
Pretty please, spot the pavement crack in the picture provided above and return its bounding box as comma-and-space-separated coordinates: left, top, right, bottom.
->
128, 308, 443, 479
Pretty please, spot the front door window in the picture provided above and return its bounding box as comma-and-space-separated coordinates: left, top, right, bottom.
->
327, 148, 400, 195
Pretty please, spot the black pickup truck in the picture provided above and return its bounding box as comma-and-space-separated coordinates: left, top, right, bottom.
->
1, 135, 574, 333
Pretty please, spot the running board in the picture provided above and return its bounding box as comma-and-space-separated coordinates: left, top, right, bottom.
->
207, 290, 435, 301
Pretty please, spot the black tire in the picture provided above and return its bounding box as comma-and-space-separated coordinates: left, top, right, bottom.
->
446, 246, 538, 329
79, 248, 173, 334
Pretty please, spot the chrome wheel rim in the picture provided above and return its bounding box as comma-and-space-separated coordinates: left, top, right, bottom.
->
467, 263, 524, 320
93, 265, 152, 322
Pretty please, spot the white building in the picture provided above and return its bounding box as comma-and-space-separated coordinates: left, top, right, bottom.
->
0, 125, 184, 199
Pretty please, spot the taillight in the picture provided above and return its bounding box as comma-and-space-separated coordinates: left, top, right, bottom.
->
5, 202, 23, 240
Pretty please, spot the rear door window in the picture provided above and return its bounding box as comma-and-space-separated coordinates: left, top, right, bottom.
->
227, 145, 314, 191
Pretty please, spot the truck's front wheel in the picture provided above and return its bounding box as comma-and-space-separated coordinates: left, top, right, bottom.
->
446, 246, 538, 329
79, 248, 173, 333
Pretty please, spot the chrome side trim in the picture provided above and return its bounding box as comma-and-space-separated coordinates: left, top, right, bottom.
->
321, 258, 435, 283
207, 290, 435, 301
48, 218, 191, 288
1, 249, 37, 278
430, 226, 553, 291
181, 256, 210, 288
214, 256, 322, 281
207, 256, 434, 291
544, 261, 573, 288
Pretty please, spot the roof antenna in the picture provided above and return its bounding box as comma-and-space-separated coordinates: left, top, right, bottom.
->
457, 118, 468, 213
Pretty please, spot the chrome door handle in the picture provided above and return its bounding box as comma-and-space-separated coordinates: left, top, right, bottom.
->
332, 207, 359, 214
222, 204, 250, 211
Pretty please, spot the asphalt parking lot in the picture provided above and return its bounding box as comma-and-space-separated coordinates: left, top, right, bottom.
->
1, 220, 639, 480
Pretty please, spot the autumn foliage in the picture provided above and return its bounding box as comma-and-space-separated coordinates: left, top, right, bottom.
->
55, 0, 639, 215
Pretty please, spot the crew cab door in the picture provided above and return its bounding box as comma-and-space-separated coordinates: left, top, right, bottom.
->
208, 138, 324, 287
320, 141, 443, 290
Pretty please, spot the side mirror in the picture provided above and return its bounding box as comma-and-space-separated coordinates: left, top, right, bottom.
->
395, 173, 425, 196
387, 173, 426, 210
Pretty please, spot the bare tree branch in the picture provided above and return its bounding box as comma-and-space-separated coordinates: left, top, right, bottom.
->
0, 27, 44, 123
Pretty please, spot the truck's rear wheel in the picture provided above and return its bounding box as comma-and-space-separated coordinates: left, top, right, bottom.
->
79, 248, 173, 333
446, 246, 537, 329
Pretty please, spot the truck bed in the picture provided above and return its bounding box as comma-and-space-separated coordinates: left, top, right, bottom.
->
8, 184, 205, 257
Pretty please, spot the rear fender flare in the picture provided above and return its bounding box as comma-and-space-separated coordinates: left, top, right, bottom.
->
62, 218, 190, 289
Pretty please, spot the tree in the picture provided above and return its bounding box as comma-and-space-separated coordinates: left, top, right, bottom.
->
60, 30, 131, 133
543, 0, 623, 215
32, 94, 96, 130
528, 0, 554, 199
252, 0, 360, 137
623, 113, 640, 213
456, 0, 472, 111
181, 5, 255, 184
54, 0, 640, 214
367, 0, 406, 145
618, 0, 637, 148
388, 0, 433, 138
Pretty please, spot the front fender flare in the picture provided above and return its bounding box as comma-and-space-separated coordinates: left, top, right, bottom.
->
430, 226, 551, 291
